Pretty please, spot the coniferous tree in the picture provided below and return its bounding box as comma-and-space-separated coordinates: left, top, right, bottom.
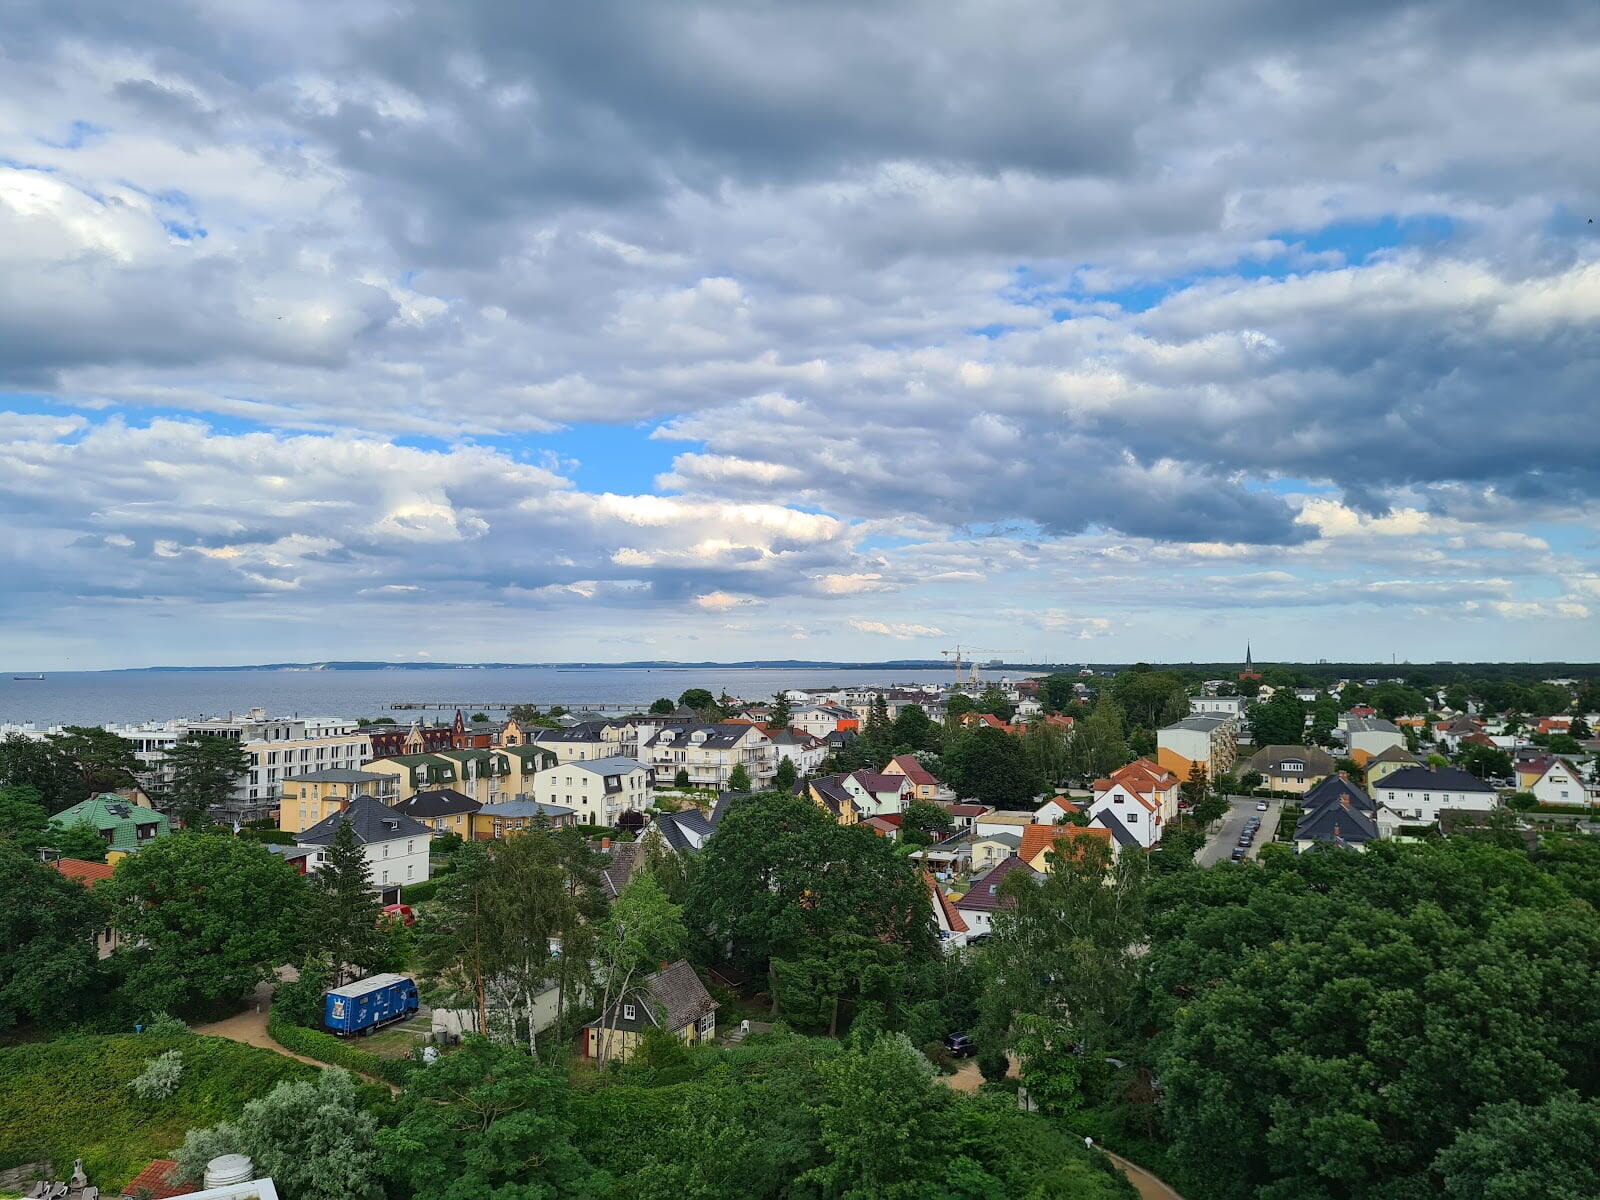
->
312, 818, 387, 987
164, 733, 252, 827
770, 692, 792, 729
774, 756, 798, 791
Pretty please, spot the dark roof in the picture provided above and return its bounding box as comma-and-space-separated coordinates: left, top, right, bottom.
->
533, 721, 615, 743
955, 855, 1032, 912
1374, 766, 1496, 793
1295, 795, 1379, 846
1436, 715, 1482, 734
599, 959, 717, 1031
296, 794, 433, 845
850, 770, 906, 794
645, 722, 761, 750
1091, 808, 1143, 848
808, 776, 855, 819
1247, 745, 1335, 777
477, 799, 574, 819
1302, 774, 1375, 815
600, 841, 647, 898
393, 788, 481, 818
1366, 744, 1422, 767
570, 756, 649, 776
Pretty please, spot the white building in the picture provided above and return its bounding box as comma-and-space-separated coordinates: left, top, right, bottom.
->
642, 723, 776, 791
1371, 766, 1497, 824
769, 727, 829, 775
1086, 760, 1181, 850
295, 794, 432, 904
789, 704, 858, 740
531, 756, 653, 825
1526, 758, 1598, 807
1190, 695, 1245, 718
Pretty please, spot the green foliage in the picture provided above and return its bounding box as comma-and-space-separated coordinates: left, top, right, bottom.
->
310, 819, 387, 987
678, 688, 716, 713
1459, 742, 1514, 780
1433, 1095, 1600, 1199
378, 1037, 606, 1200
0, 842, 111, 1031
1505, 791, 1539, 811
1239, 769, 1263, 793
45, 727, 142, 806
768, 692, 792, 729
891, 703, 938, 752
900, 799, 952, 848
103, 831, 311, 1015
1068, 699, 1131, 782
726, 763, 751, 793
943, 726, 1045, 807
673, 767, 690, 789
1146, 839, 1600, 1200
399, 876, 444, 903
649, 697, 675, 715
174, 1122, 244, 1184
976, 686, 1015, 723
265, 1011, 412, 1087
163, 734, 252, 827
272, 958, 333, 1029
772, 756, 797, 791
1246, 690, 1306, 747
128, 1049, 184, 1100
0, 1032, 313, 1191
1109, 669, 1190, 731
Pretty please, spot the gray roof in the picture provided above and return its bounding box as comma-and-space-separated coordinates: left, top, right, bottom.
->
533, 721, 616, 743
1091, 808, 1143, 848
598, 959, 717, 1032
1345, 716, 1401, 734
1163, 715, 1235, 733
600, 841, 647, 898
644, 722, 761, 750
1295, 795, 1379, 846
392, 788, 480, 818
296, 794, 433, 845
568, 755, 649, 776
1374, 766, 1496, 793
476, 799, 575, 819
974, 831, 1021, 849
1366, 744, 1422, 767
650, 807, 713, 853
1302, 774, 1375, 815
283, 768, 390, 783
1247, 745, 1335, 777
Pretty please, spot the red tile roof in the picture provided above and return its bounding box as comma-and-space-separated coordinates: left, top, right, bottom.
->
1019, 824, 1111, 868
123, 1160, 187, 1200
925, 873, 969, 934
942, 802, 989, 817
51, 858, 115, 885
886, 754, 937, 787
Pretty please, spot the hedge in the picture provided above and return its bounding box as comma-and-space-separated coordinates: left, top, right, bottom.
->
399, 877, 443, 904
266, 1012, 414, 1088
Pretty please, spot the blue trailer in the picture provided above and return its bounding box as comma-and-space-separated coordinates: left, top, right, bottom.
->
323, 972, 420, 1036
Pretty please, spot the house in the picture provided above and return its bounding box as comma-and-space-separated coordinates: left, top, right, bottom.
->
1190, 695, 1245, 719
531, 721, 624, 764
647, 807, 716, 852
1514, 753, 1554, 791
530, 756, 652, 826
294, 794, 433, 904
927, 875, 970, 950
1526, 758, 1597, 807
391, 788, 481, 840
1244, 745, 1335, 795
842, 770, 911, 817
1294, 781, 1381, 852
1156, 715, 1239, 779
910, 828, 975, 875
1018, 823, 1115, 871
1433, 715, 1486, 753
1371, 766, 1498, 824
800, 775, 862, 826
359, 754, 462, 807
861, 814, 902, 840
1033, 795, 1082, 824
49, 795, 171, 854
940, 801, 990, 830
1086, 759, 1180, 850
970, 830, 1022, 872
450, 709, 499, 749
364, 721, 454, 758
582, 959, 717, 1062
973, 810, 1035, 839
48, 857, 123, 956
790, 704, 861, 739
1340, 716, 1405, 766
769, 727, 829, 776
473, 798, 577, 838
1364, 744, 1423, 790
598, 839, 648, 900
642, 723, 776, 791
953, 854, 1032, 936
883, 754, 940, 801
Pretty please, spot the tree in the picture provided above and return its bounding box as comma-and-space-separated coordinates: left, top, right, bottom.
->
1459, 743, 1514, 781
1111, 669, 1190, 730
164, 734, 252, 827
943, 727, 1045, 808
945, 694, 977, 721
309, 819, 387, 987
103, 831, 310, 1014
976, 686, 1014, 723
47, 820, 113, 862
592, 872, 686, 1064
673, 766, 690, 789
1067, 699, 1130, 783
1020, 719, 1071, 784
1435, 1095, 1600, 1200
185, 1070, 381, 1200
1246, 690, 1306, 748
1180, 762, 1208, 809
648, 697, 675, 715
900, 800, 952, 849
773, 756, 797, 791
769, 692, 792, 729
377, 1037, 604, 1199
508, 703, 542, 725
0, 842, 110, 1030
0, 735, 78, 813
1569, 713, 1592, 740
45, 726, 142, 799
0, 784, 51, 851
1309, 695, 1341, 747
1239, 770, 1263, 794
414, 840, 495, 1034
892, 703, 937, 752
679, 688, 716, 713
727, 763, 752, 793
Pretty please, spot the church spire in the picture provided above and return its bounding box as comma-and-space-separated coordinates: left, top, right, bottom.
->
1245, 642, 1252, 667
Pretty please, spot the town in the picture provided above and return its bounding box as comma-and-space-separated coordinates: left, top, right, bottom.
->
3, 657, 1597, 1200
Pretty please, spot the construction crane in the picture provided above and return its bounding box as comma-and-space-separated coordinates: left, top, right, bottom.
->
942, 645, 1000, 687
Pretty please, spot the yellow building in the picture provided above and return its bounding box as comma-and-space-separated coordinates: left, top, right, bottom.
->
277, 768, 398, 833
582, 960, 717, 1063
1244, 746, 1336, 795
1364, 744, 1423, 791
803, 776, 861, 825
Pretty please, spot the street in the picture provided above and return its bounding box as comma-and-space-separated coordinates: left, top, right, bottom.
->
1195, 795, 1283, 867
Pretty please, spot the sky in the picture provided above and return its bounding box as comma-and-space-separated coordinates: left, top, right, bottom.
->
2, 0, 1599, 670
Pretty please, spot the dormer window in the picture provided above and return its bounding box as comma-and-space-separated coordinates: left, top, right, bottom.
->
623, 1004, 636, 1021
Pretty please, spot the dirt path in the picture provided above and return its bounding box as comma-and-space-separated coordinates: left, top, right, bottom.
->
1097, 1148, 1186, 1200
195, 981, 398, 1093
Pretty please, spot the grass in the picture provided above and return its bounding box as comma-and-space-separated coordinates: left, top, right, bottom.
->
360, 1026, 426, 1060
0, 1033, 314, 1192
1273, 805, 1301, 841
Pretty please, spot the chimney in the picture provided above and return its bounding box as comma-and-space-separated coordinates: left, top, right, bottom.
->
660, 961, 670, 971
1340, 795, 1350, 810
600, 837, 611, 850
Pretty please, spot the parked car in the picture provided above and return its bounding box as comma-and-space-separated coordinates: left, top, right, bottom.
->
1230, 846, 1247, 861
1256, 801, 1269, 811
943, 1032, 978, 1058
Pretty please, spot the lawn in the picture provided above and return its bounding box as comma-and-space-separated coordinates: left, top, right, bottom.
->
0, 1033, 314, 1192
360, 1026, 427, 1060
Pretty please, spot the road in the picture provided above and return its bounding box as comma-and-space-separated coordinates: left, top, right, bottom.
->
1196, 795, 1281, 866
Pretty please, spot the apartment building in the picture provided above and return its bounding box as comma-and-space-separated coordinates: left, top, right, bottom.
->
1339, 715, 1406, 766
530, 757, 653, 826
642, 722, 776, 790
1156, 715, 1239, 779
278, 768, 398, 834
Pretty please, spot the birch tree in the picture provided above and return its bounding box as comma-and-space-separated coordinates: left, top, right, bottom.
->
593, 872, 685, 1065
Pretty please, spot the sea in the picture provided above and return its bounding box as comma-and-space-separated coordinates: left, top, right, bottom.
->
0, 666, 1014, 728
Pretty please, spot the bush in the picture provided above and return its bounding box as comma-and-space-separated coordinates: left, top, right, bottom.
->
266, 1011, 412, 1087
128, 1050, 184, 1099
978, 1048, 1010, 1082
1505, 792, 1539, 811
271, 959, 331, 1030
398, 877, 443, 904
140, 1012, 190, 1037
174, 1122, 243, 1183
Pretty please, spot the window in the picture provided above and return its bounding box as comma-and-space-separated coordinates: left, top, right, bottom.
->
382, 870, 389, 884
407, 864, 414, 879
1128, 812, 1138, 822
407, 840, 414, 853
623, 1004, 636, 1021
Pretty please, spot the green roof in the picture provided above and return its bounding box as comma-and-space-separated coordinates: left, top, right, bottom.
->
49, 794, 170, 851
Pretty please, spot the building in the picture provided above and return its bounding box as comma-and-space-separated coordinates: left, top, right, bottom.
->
531, 721, 626, 764
364, 721, 454, 758
882, 754, 940, 801
391, 788, 481, 840
48, 857, 124, 956
1340, 716, 1405, 766
1432, 715, 1485, 753
294, 794, 433, 904
1086, 759, 1180, 850
1525, 758, 1597, 807
974, 810, 1035, 839
1019, 823, 1115, 870
970, 830, 1022, 872
927, 875, 970, 950
49, 795, 170, 854
1033, 795, 1081, 824
801, 775, 862, 826
582, 959, 718, 1063
529, 757, 653, 826
768, 727, 830, 776
473, 799, 577, 838
842, 770, 911, 817
953, 854, 1032, 936
641, 723, 776, 791
1244, 745, 1336, 794
789, 704, 861, 740
1294, 776, 1381, 852
1371, 766, 1498, 824
1190, 695, 1246, 719
1363, 744, 1423, 790
277, 768, 397, 834
1156, 715, 1239, 779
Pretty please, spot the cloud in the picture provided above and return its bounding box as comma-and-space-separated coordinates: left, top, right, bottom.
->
849, 620, 944, 639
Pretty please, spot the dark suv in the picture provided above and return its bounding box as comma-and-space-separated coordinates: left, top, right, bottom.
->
943, 1032, 978, 1058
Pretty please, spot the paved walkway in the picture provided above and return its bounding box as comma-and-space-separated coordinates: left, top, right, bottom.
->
1097, 1148, 1186, 1200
